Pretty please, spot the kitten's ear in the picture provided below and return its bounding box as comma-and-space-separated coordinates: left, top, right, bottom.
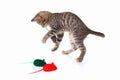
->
43, 59, 45, 62
51, 62, 54, 65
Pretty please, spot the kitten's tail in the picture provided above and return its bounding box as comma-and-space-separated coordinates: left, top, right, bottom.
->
89, 29, 105, 38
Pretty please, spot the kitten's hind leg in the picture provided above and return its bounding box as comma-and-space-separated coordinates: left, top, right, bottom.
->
76, 43, 86, 62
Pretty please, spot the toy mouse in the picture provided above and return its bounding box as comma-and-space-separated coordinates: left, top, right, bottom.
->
33, 59, 46, 67
51, 36, 56, 43
29, 62, 57, 74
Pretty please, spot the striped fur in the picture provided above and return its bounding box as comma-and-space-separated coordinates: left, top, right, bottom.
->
31, 11, 105, 62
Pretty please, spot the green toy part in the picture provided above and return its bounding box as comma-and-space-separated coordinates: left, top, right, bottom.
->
33, 59, 46, 67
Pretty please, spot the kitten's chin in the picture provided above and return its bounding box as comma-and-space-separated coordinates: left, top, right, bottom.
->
42, 25, 47, 28
42, 24, 48, 28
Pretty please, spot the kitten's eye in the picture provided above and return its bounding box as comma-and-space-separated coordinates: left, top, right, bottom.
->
39, 16, 42, 19
42, 19, 45, 22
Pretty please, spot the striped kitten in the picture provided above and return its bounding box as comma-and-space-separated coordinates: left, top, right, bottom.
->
31, 11, 105, 62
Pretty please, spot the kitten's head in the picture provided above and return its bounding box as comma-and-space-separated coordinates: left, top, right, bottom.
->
31, 11, 52, 28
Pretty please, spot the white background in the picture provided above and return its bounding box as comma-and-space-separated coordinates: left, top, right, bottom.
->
0, 0, 120, 80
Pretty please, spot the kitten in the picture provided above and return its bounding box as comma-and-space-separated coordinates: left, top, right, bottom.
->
31, 11, 105, 62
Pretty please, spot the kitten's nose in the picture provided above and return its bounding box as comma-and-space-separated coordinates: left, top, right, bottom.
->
31, 19, 34, 22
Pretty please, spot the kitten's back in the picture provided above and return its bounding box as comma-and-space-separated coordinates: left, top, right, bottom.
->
60, 12, 105, 38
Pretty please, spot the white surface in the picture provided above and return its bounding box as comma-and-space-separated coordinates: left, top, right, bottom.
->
0, 0, 120, 80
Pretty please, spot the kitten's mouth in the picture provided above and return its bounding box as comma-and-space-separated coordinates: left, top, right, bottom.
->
40, 22, 48, 28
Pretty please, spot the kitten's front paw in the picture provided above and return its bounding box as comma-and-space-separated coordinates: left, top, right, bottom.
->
51, 47, 57, 52
76, 57, 83, 62
41, 38, 46, 44
51, 45, 58, 52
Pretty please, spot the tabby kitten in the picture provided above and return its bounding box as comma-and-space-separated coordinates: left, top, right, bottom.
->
31, 11, 105, 62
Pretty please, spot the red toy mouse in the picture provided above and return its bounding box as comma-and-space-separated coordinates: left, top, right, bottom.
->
29, 62, 57, 74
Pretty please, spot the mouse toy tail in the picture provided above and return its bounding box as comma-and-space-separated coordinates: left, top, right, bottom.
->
29, 69, 43, 74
